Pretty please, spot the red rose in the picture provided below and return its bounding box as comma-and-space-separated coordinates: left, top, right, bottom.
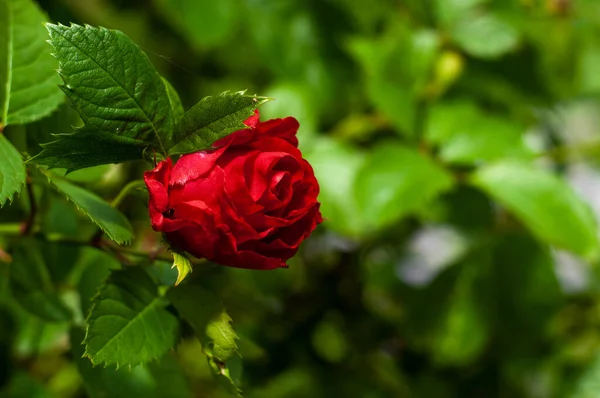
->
144, 113, 322, 270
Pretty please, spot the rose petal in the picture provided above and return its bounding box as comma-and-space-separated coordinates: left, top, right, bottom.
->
170, 148, 227, 185
255, 117, 299, 147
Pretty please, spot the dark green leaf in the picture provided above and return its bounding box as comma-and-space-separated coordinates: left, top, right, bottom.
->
9, 240, 72, 322
492, 234, 563, 356
77, 248, 121, 317
30, 128, 148, 172
0, 0, 63, 126
167, 91, 270, 156
72, 328, 191, 398
0, 134, 25, 206
471, 161, 599, 258
44, 172, 134, 244
162, 77, 184, 121
84, 268, 180, 367
46, 23, 173, 153
432, 257, 490, 366
167, 283, 241, 396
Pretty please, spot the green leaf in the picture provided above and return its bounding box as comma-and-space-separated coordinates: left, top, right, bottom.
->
30, 128, 148, 172
167, 283, 241, 395
171, 251, 192, 286
569, 352, 600, 398
304, 137, 366, 237
311, 316, 349, 363
355, 143, 454, 232
347, 29, 439, 136
426, 101, 534, 164
492, 234, 563, 356
167, 91, 270, 156
434, 0, 488, 25
451, 13, 519, 59
44, 172, 134, 244
72, 328, 191, 398
168, 284, 238, 362
155, 0, 237, 49
0, 134, 25, 206
46, 23, 174, 153
471, 161, 598, 258
9, 240, 72, 322
162, 77, 184, 122
84, 268, 180, 367
77, 248, 121, 317
432, 258, 490, 366
0, 0, 63, 126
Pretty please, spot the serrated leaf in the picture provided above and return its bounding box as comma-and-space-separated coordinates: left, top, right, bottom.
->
9, 239, 72, 322
167, 283, 241, 395
30, 128, 148, 172
72, 328, 191, 398
43, 172, 134, 244
84, 268, 179, 367
355, 143, 454, 232
46, 23, 173, 153
471, 161, 598, 258
171, 251, 192, 286
167, 91, 269, 156
0, 134, 25, 206
0, 0, 63, 126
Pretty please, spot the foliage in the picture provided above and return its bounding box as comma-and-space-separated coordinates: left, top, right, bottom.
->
1, 0, 600, 397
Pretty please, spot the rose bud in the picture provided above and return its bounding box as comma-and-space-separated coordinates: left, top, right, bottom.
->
144, 113, 322, 270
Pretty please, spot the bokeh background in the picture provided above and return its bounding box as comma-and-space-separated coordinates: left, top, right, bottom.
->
5, 0, 600, 397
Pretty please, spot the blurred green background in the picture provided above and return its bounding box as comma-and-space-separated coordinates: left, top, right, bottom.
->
6, 0, 600, 397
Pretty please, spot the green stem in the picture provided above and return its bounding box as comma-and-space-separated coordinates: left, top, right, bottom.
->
112, 179, 146, 208
0, 223, 21, 234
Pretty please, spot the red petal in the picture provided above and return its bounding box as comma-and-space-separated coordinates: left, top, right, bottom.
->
255, 117, 299, 147
170, 148, 226, 186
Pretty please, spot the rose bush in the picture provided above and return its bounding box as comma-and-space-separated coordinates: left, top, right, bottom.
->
144, 112, 322, 270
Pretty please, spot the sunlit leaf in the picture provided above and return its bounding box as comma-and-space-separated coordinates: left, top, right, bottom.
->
471, 161, 598, 258
451, 13, 519, 59
171, 251, 192, 286
355, 143, 454, 232
304, 137, 366, 237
